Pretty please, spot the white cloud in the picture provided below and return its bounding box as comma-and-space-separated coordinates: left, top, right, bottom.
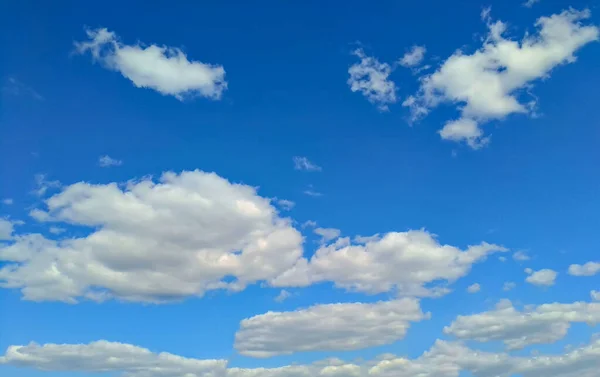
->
32, 174, 61, 197
98, 155, 123, 167
303, 186, 323, 197
348, 49, 397, 111
2, 198, 13, 205
405, 8, 599, 148
591, 291, 600, 301
0, 340, 227, 377
274, 289, 292, 303
399, 45, 426, 67
513, 250, 531, 261
6, 338, 600, 377
445, 299, 600, 350
48, 227, 65, 235
0, 170, 304, 303
275, 199, 295, 211
523, 0, 540, 8
503, 281, 516, 291
0, 219, 15, 240
568, 261, 600, 276
234, 298, 428, 357
467, 283, 481, 293
293, 157, 322, 172
75, 28, 227, 100
301, 220, 317, 228
525, 268, 557, 286
313, 227, 341, 243
272, 230, 506, 297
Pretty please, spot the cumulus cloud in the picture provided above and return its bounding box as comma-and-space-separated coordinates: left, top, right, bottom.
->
5, 337, 600, 377
98, 155, 123, 167
272, 230, 506, 297
75, 28, 227, 100
568, 261, 600, 276
513, 250, 531, 261
404, 8, 599, 148
348, 49, 397, 111
467, 283, 481, 293
235, 298, 428, 357
293, 156, 322, 172
399, 45, 426, 67
525, 268, 557, 286
445, 299, 600, 350
0, 170, 303, 303
0, 218, 15, 240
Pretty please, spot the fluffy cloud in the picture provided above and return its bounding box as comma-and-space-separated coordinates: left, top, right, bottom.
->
404, 8, 599, 148
0, 170, 303, 303
75, 28, 227, 100
568, 261, 600, 276
275, 199, 295, 211
234, 298, 429, 357
467, 283, 481, 293
272, 230, 506, 297
0, 340, 227, 377
348, 49, 397, 111
293, 156, 322, 172
399, 45, 426, 67
98, 155, 123, 167
0, 218, 15, 240
313, 227, 342, 243
445, 299, 600, 349
5, 338, 600, 377
525, 268, 557, 286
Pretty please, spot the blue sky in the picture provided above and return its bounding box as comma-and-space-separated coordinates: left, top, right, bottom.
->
1, 0, 600, 376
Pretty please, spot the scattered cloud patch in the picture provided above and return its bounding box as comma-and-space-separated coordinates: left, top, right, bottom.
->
0, 219, 15, 240
48, 227, 65, 235
313, 227, 341, 243
98, 155, 123, 167
404, 8, 599, 148
2, 77, 44, 100
525, 268, 557, 286
272, 230, 507, 297
568, 261, 600, 276
32, 174, 61, 197
513, 250, 531, 261
293, 156, 322, 172
74, 28, 227, 100
234, 298, 429, 357
467, 283, 481, 293
275, 199, 295, 211
2, 198, 13, 205
348, 49, 397, 111
445, 299, 600, 349
523, 0, 540, 8
399, 45, 426, 67
274, 289, 292, 303
503, 281, 516, 291
303, 185, 323, 197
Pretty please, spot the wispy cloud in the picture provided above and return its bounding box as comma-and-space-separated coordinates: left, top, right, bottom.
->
293, 156, 322, 172
98, 155, 123, 167
2, 77, 44, 100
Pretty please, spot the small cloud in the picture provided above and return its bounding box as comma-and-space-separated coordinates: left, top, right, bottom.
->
513, 250, 531, 262
33, 174, 61, 197
2, 77, 44, 100
399, 45, 426, 68
523, 0, 540, 8
74, 28, 227, 100
348, 48, 397, 111
314, 227, 341, 243
98, 155, 123, 167
467, 283, 481, 293
303, 185, 323, 197
0, 218, 15, 240
525, 268, 557, 287
49, 227, 66, 235
2, 198, 13, 205
275, 199, 295, 211
302, 220, 317, 228
591, 290, 600, 301
498, 256, 507, 262
503, 282, 516, 291
293, 156, 322, 172
274, 289, 292, 303
353, 234, 381, 244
